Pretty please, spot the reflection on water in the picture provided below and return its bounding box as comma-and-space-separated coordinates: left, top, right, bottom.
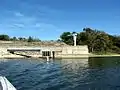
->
0, 57, 120, 90
89, 57, 120, 68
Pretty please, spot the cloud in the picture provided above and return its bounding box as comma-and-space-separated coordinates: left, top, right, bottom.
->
35, 23, 41, 27
0, 2, 64, 40
0, 12, 61, 32
14, 12, 24, 17
13, 23, 25, 28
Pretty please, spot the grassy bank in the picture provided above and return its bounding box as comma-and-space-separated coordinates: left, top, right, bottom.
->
90, 52, 120, 57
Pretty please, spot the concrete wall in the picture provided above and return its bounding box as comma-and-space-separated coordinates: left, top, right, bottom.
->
39, 45, 89, 58
61, 46, 89, 55
57, 45, 89, 58
6, 45, 89, 58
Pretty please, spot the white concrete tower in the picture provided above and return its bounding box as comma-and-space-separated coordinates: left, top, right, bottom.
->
73, 33, 77, 46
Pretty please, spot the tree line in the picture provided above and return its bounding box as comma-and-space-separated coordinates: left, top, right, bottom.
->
1, 28, 120, 54
60, 28, 120, 54
0, 35, 40, 42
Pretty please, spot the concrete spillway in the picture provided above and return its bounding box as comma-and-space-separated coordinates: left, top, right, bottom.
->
7, 46, 89, 59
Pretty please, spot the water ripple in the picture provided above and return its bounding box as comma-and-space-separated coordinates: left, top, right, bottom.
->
1, 57, 120, 90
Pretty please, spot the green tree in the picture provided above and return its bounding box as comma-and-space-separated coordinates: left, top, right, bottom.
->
77, 32, 87, 45
60, 32, 73, 45
0, 34, 10, 41
94, 33, 110, 53
18, 37, 23, 41
28, 36, 33, 42
60, 27, 120, 54
13, 37, 17, 41
33, 38, 41, 42
82, 28, 98, 52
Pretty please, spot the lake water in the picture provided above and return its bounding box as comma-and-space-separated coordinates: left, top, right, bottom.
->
0, 57, 120, 90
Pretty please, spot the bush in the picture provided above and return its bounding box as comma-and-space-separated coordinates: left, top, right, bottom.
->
111, 46, 120, 54
0, 34, 10, 41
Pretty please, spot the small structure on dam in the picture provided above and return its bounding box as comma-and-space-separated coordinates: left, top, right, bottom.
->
7, 45, 89, 58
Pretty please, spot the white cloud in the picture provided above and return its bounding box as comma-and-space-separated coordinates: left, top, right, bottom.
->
0, 9, 62, 32
13, 23, 25, 28
14, 12, 24, 17
35, 23, 41, 27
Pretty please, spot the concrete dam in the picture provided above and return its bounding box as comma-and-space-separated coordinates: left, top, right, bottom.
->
7, 45, 89, 59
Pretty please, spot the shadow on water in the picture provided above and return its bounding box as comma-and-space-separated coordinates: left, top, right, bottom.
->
88, 56, 120, 68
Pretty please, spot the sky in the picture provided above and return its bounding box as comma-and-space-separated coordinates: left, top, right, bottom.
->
0, 0, 120, 40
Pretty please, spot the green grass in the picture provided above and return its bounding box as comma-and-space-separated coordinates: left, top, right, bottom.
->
92, 51, 120, 55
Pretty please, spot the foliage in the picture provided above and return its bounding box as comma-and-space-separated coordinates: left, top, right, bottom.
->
28, 36, 33, 42
12, 37, 17, 41
60, 32, 73, 45
27, 36, 41, 42
18, 37, 24, 41
0, 34, 10, 41
0, 34, 40, 42
60, 28, 120, 54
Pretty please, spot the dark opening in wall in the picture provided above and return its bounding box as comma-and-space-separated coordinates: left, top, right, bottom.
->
42, 51, 51, 56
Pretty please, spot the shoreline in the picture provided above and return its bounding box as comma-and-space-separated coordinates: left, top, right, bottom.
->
0, 54, 120, 59
0, 55, 25, 59
89, 53, 120, 57
89, 54, 120, 57
0, 45, 120, 59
